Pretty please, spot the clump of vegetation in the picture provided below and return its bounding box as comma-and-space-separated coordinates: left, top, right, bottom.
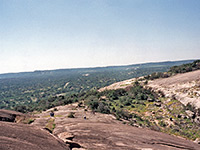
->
169, 60, 200, 74
68, 112, 75, 118
144, 72, 171, 80
27, 118, 35, 124
82, 85, 200, 141
158, 120, 168, 127
115, 109, 132, 120
16, 116, 35, 124
185, 103, 196, 112
45, 118, 56, 133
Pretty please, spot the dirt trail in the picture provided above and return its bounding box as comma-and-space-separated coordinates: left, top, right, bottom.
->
32, 103, 200, 150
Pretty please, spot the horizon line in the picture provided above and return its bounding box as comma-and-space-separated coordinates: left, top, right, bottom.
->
0, 58, 197, 75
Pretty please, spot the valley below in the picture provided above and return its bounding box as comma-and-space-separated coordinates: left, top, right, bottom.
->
1, 60, 200, 150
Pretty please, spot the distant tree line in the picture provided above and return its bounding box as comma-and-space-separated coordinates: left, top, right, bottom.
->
144, 60, 200, 80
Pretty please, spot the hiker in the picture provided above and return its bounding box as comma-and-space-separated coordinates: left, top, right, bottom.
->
50, 111, 54, 117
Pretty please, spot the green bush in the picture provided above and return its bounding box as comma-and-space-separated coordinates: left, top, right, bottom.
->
116, 109, 132, 120
68, 112, 75, 118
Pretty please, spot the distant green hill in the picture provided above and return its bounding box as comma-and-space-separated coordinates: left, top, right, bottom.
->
169, 60, 200, 73
0, 59, 194, 79
144, 60, 200, 80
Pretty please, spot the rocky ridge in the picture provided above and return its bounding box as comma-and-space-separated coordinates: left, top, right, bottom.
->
31, 103, 200, 150
0, 118, 69, 150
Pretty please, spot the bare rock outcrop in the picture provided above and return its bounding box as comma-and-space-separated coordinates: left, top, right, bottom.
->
0, 109, 24, 122
33, 104, 200, 150
147, 70, 200, 108
0, 121, 69, 150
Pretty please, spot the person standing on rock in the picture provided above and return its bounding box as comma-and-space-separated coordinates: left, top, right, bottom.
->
50, 111, 54, 117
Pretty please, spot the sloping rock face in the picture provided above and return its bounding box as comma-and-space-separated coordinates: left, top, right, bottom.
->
33, 104, 200, 150
66, 122, 200, 150
98, 70, 200, 109
0, 109, 23, 122
0, 121, 69, 150
98, 78, 136, 92
147, 70, 200, 108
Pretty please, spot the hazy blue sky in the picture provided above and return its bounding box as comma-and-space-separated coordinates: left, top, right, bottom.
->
0, 0, 200, 74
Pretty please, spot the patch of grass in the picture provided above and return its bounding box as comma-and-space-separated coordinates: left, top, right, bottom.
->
120, 84, 129, 87
67, 112, 75, 118
54, 114, 63, 117
158, 120, 168, 127
167, 101, 174, 106
42, 115, 51, 118
27, 118, 35, 124
21, 118, 35, 124
72, 107, 77, 110
33, 111, 41, 114
45, 118, 56, 133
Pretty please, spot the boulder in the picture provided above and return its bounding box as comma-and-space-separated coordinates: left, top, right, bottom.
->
58, 132, 75, 141
194, 138, 200, 144
186, 110, 195, 119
